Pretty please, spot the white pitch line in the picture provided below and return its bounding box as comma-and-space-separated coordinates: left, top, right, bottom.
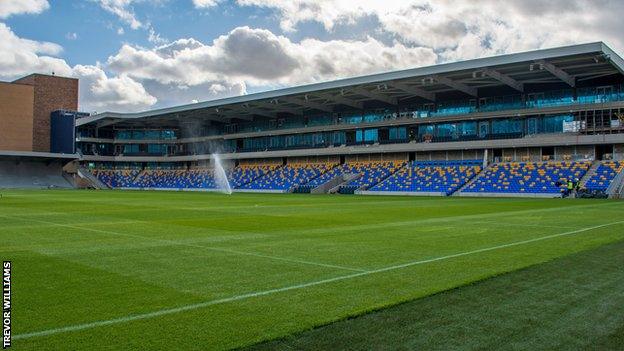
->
469, 221, 578, 230
283, 201, 622, 237
14, 220, 624, 341
0, 214, 365, 273
3, 201, 618, 239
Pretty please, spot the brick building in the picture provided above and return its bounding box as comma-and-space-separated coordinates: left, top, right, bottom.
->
0, 74, 78, 152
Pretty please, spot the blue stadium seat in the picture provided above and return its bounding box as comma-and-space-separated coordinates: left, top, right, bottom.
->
93, 165, 280, 190
130, 169, 217, 189
369, 160, 481, 195
241, 163, 334, 191
295, 164, 345, 192
93, 169, 140, 188
229, 165, 277, 188
584, 161, 624, 191
463, 161, 591, 194
338, 161, 405, 193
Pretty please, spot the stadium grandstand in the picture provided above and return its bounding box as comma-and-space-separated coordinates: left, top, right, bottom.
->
4, 41, 624, 351
3, 42, 624, 198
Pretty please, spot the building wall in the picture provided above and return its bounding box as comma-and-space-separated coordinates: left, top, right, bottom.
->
0, 82, 34, 151
614, 144, 624, 160
13, 74, 78, 152
287, 156, 340, 164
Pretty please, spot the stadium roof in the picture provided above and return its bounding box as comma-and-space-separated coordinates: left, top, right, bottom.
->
0, 150, 79, 161
77, 42, 624, 128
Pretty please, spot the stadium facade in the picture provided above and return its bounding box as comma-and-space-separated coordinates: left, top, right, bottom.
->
2, 42, 624, 197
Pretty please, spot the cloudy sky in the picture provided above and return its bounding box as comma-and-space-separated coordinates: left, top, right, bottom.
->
2, 0, 623, 114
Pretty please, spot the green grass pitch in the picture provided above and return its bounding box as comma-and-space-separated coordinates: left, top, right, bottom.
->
1, 189, 623, 350
247, 240, 624, 350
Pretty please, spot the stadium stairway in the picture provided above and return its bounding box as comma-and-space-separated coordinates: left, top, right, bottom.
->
295, 164, 375, 194
583, 161, 624, 192
62, 163, 96, 189
578, 160, 602, 189
363, 160, 482, 196
452, 164, 486, 196
292, 164, 341, 193
606, 170, 624, 198
77, 165, 109, 189
342, 161, 405, 194
325, 173, 363, 194
132, 169, 148, 186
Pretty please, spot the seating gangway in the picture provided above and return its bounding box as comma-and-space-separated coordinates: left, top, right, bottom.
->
452, 165, 486, 196
77, 165, 110, 189
579, 160, 602, 189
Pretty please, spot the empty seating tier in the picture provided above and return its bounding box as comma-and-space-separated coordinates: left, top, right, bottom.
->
93, 169, 140, 188
229, 165, 277, 188
584, 161, 624, 191
131, 169, 217, 189
90, 160, 608, 197
463, 161, 591, 194
370, 160, 482, 195
240, 163, 334, 191
294, 164, 346, 192
338, 162, 405, 193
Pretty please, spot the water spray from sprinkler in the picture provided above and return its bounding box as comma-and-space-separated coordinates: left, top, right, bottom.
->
212, 153, 232, 195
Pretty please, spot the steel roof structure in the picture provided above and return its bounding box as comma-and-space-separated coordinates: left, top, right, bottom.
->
77, 42, 624, 128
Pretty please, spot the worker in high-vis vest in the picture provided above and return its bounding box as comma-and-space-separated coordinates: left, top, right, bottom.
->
567, 180, 574, 197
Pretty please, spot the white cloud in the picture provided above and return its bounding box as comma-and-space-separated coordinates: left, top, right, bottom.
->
235, 0, 624, 61
100, 1, 624, 110
0, 23, 71, 78
148, 26, 167, 44
5, 0, 624, 114
236, 0, 374, 32
101, 26, 435, 111
94, 0, 143, 29
140, 79, 246, 109
192, 0, 222, 8
107, 26, 437, 88
73, 64, 157, 112
0, 22, 156, 112
65, 32, 78, 40
0, 0, 49, 18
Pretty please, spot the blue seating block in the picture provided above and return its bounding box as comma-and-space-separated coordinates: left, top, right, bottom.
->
584, 161, 623, 191
94, 169, 140, 188
464, 161, 591, 194
241, 164, 333, 191
369, 160, 481, 195
339, 161, 405, 192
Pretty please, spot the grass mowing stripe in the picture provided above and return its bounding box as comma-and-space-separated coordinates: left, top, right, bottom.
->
2, 202, 619, 270
0, 214, 366, 273
275, 201, 621, 237
14, 219, 624, 341
470, 221, 578, 229
3, 201, 617, 238
245, 240, 624, 351
0, 220, 146, 229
